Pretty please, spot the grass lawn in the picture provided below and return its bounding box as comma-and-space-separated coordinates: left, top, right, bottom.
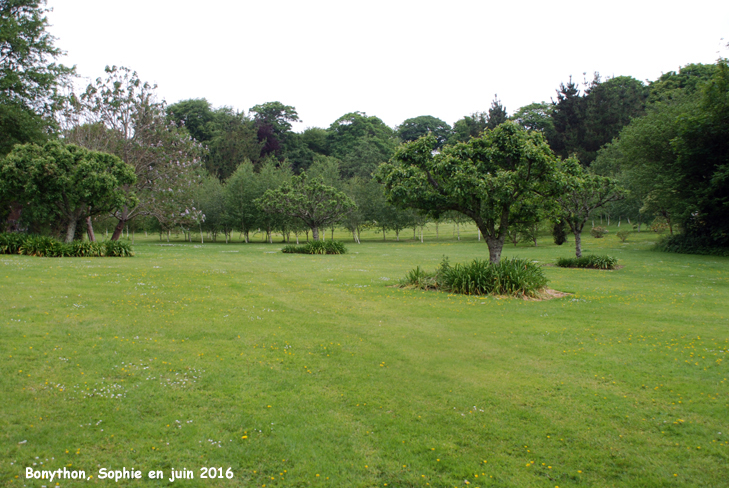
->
1, 225, 727, 487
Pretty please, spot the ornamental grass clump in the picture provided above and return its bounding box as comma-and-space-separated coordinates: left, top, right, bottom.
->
556, 254, 617, 270
0, 233, 133, 257
401, 257, 547, 298
0, 232, 26, 254
281, 240, 347, 255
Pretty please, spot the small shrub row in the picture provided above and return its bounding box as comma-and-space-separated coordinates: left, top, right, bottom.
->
590, 226, 608, 238
0, 233, 134, 257
556, 254, 617, 269
281, 240, 347, 255
400, 257, 547, 298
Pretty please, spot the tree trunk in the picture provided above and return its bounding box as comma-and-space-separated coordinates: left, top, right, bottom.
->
457, 222, 460, 241
574, 231, 583, 258
312, 226, 319, 241
435, 222, 439, 238
382, 228, 386, 241
86, 216, 96, 242
396, 229, 399, 241
65, 219, 77, 244
111, 219, 126, 241
485, 235, 505, 264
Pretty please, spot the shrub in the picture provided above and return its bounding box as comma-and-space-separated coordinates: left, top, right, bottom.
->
556, 254, 618, 270
401, 257, 547, 298
616, 230, 631, 242
590, 226, 608, 238
552, 221, 567, 245
281, 240, 347, 255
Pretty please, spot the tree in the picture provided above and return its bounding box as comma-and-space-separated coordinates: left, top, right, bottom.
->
0, 141, 136, 242
256, 173, 355, 241
167, 100, 262, 180
326, 111, 397, 162
553, 158, 626, 257
207, 109, 262, 180
196, 175, 230, 242
223, 160, 259, 243
396, 115, 452, 148
449, 112, 488, 144
375, 122, 561, 263
511, 102, 555, 140
0, 0, 74, 155
339, 137, 387, 179
669, 59, 729, 248
166, 98, 218, 145
67, 66, 204, 240
486, 95, 508, 129
549, 76, 584, 161
548, 74, 647, 165
250, 101, 299, 158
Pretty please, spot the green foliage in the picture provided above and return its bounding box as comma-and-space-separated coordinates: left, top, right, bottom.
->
449, 112, 487, 144
655, 233, 729, 257
0, 233, 133, 257
510, 101, 556, 140
281, 240, 347, 255
552, 220, 567, 245
548, 75, 647, 165
650, 216, 669, 233
556, 254, 617, 269
616, 229, 631, 242
486, 94, 508, 129
0, 141, 137, 242
590, 226, 608, 238
401, 257, 547, 297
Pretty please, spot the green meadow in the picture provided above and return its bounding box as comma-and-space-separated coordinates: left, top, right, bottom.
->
1, 226, 728, 488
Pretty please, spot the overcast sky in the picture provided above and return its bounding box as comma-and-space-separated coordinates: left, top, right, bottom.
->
47, 0, 729, 132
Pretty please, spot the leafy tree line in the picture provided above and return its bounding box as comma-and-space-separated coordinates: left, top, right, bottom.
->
1, 2, 726, 256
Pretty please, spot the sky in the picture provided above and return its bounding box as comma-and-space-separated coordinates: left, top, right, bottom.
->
46, 0, 729, 132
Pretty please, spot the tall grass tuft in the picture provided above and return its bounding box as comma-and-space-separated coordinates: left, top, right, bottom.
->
401, 257, 547, 297
556, 255, 617, 269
